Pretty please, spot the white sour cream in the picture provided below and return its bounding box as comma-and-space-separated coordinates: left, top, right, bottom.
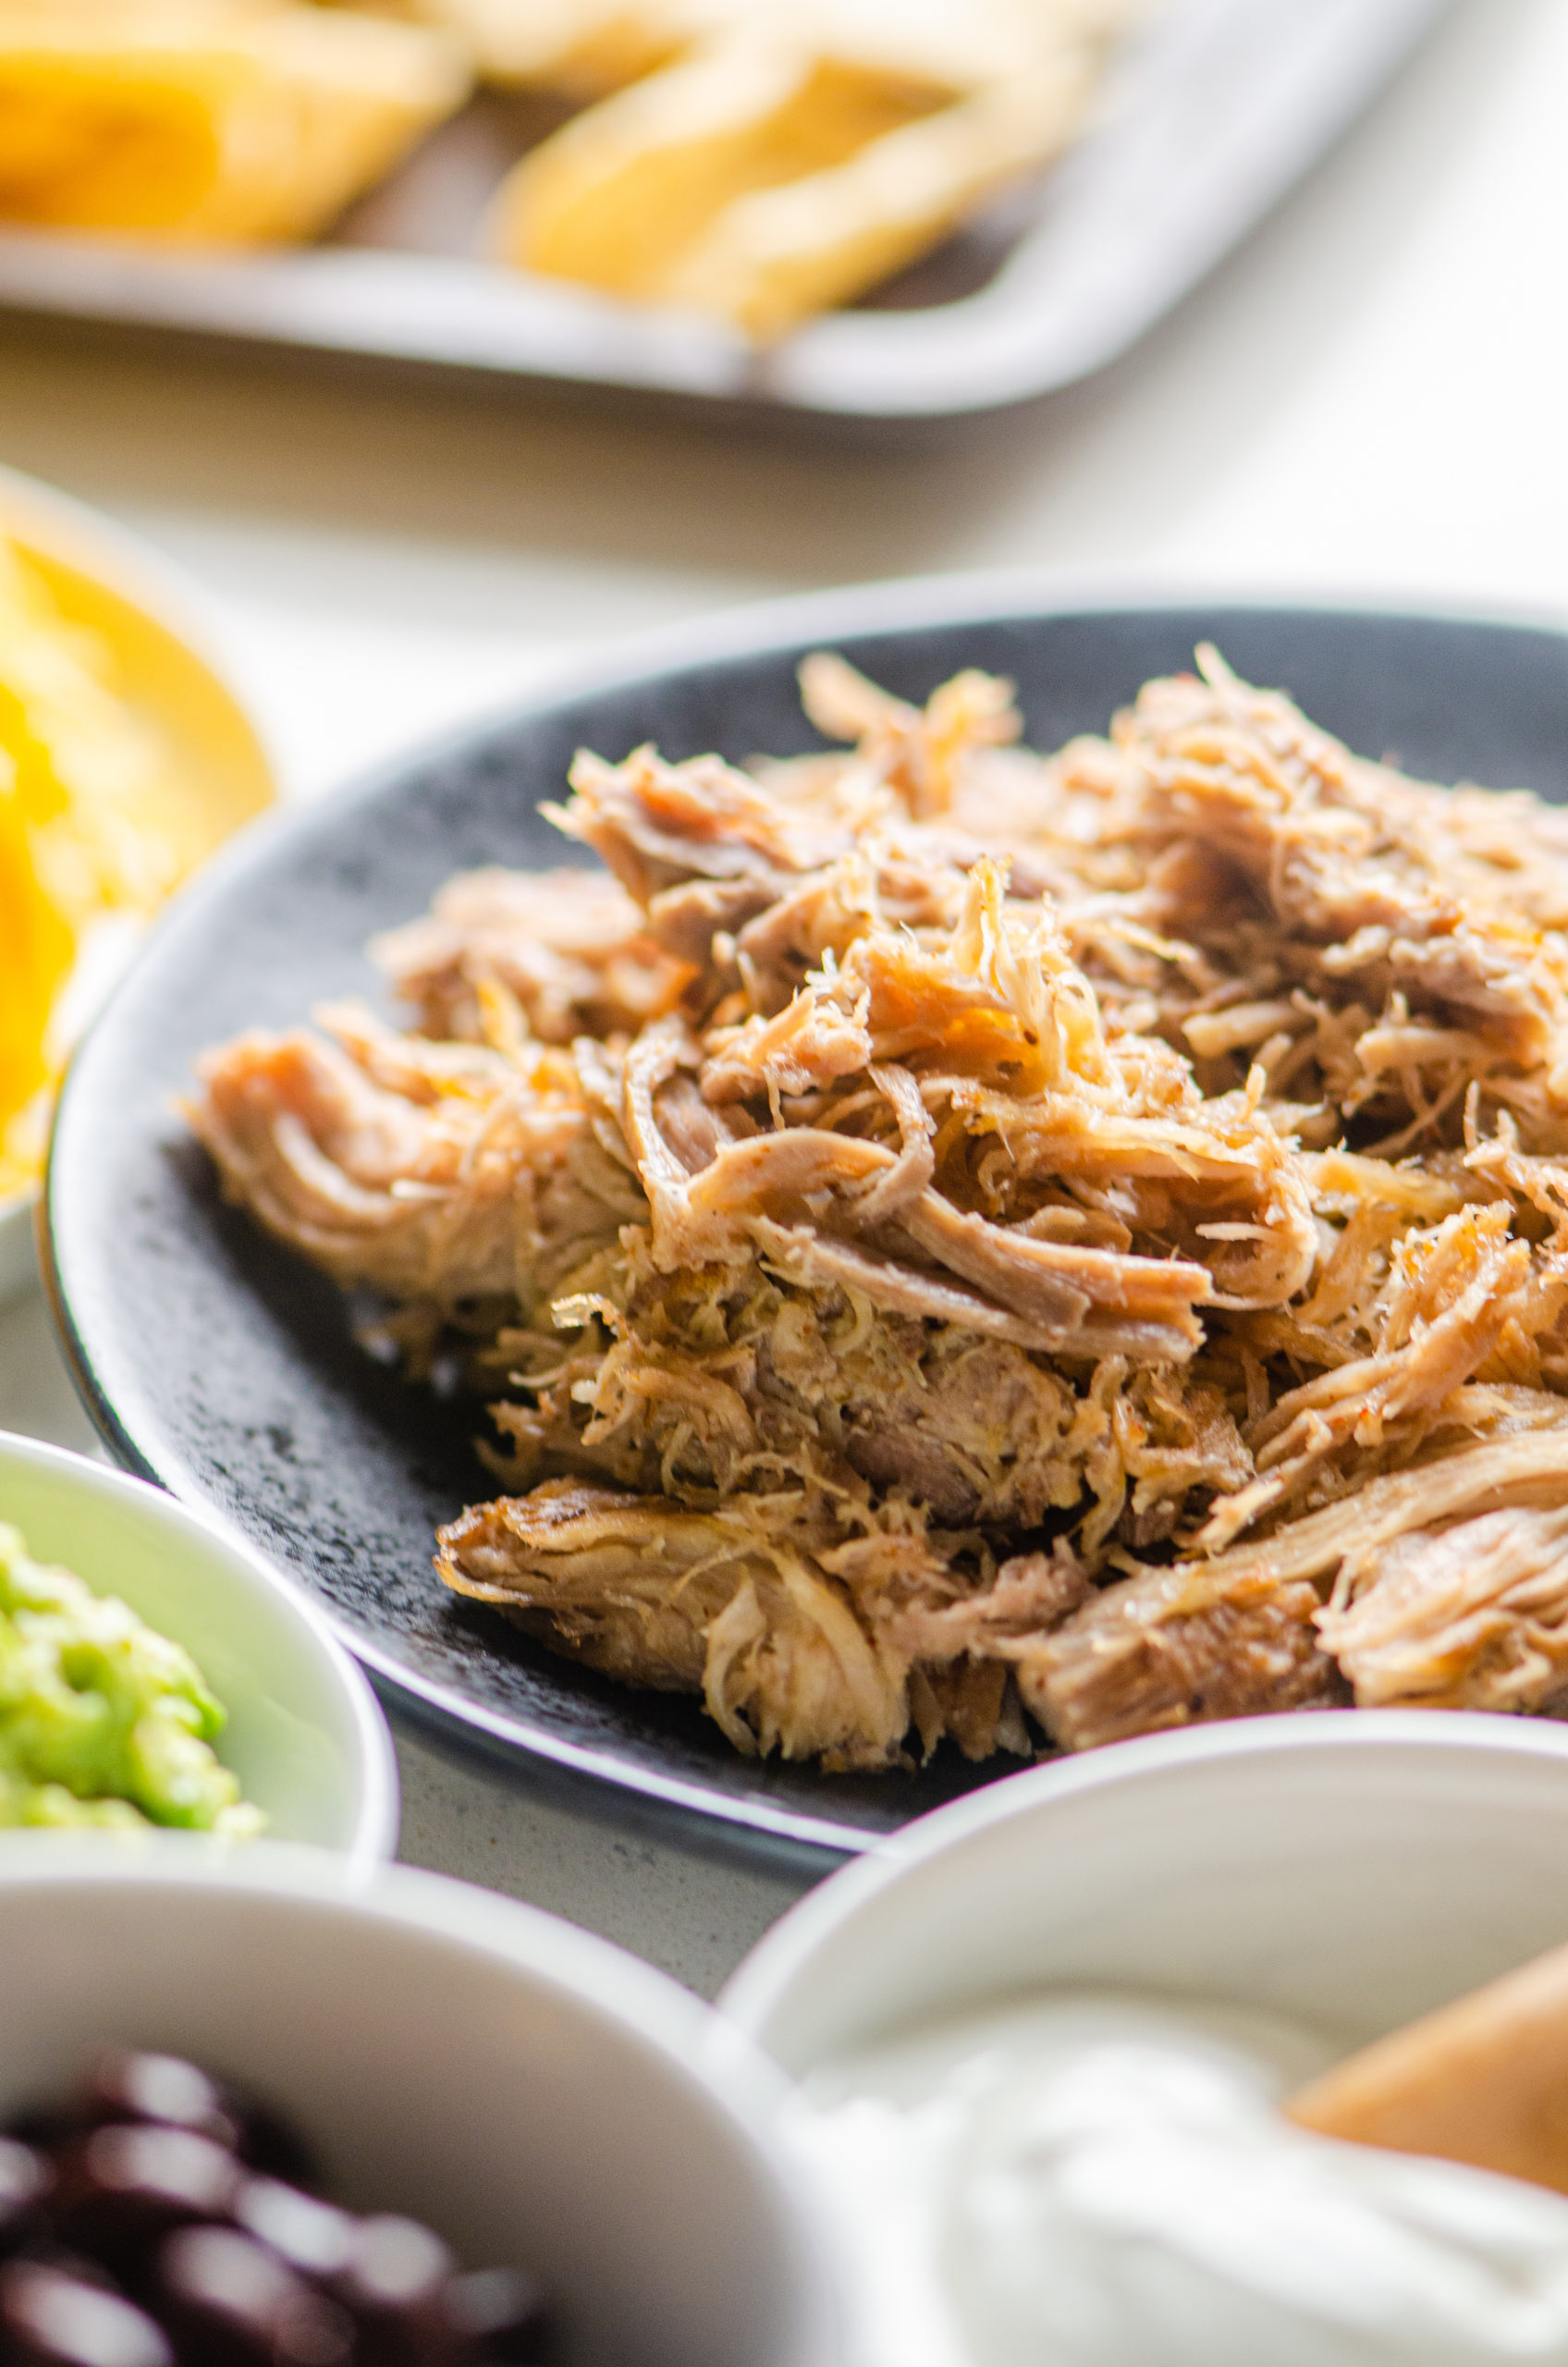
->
787, 1993, 1568, 2367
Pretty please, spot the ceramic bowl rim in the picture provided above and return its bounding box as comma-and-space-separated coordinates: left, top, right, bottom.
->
0, 1829, 764, 2075
0, 1425, 399, 1869
718, 1709, 1568, 2045
0, 1834, 846, 2367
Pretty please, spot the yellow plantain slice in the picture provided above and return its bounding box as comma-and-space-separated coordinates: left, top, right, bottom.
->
697, 0, 1125, 92
328, 0, 730, 98
337, 0, 1145, 96
488, 0, 1145, 334
492, 39, 954, 300
0, 1, 274, 24
0, 779, 74, 1196
239, 7, 473, 235
0, 536, 163, 1193
660, 53, 1097, 340
394, 0, 692, 98
0, 5, 470, 242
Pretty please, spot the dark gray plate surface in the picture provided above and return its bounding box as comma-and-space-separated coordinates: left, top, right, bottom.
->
0, 0, 1447, 425
43, 581, 1568, 1863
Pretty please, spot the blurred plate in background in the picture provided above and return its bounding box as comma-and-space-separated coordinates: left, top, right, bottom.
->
0, 0, 1451, 428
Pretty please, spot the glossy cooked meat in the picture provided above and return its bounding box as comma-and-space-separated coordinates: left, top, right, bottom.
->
189, 650, 1568, 1770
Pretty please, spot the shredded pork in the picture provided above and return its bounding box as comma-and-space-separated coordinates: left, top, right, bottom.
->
188, 649, 1568, 1770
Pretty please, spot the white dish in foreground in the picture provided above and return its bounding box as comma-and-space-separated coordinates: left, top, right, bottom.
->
0, 1841, 840, 2367
0, 1428, 397, 1861
722, 1714, 1568, 2366
723, 1711, 1568, 2067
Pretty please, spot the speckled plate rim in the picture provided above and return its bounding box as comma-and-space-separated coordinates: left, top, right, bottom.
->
717, 1710, 1568, 2052
37, 567, 1568, 1867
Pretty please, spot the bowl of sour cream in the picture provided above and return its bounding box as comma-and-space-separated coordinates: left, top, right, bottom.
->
722, 1711, 1568, 2367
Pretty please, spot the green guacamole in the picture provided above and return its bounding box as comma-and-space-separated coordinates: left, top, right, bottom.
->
0, 1522, 263, 1834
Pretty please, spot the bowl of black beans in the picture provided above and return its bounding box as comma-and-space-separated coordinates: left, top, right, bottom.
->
0, 2047, 548, 2367
0, 1844, 839, 2367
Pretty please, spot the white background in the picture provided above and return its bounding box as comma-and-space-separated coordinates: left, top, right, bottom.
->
1, 0, 1565, 1988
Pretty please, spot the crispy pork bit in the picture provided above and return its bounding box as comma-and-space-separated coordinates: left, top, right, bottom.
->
1317, 1507, 1568, 1714
436, 1480, 912, 1769
187, 1006, 643, 1311
1018, 1569, 1341, 1753
190, 649, 1568, 1770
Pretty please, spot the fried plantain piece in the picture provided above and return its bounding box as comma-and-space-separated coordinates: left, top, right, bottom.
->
345, 0, 714, 97
487, 0, 1141, 337
0, 1, 470, 242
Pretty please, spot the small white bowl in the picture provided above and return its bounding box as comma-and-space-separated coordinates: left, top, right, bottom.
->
0, 1428, 396, 1863
723, 1711, 1568, 2071
0, 1841, 841, 2367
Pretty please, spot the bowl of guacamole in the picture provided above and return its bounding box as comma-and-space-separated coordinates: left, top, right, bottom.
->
0, 1520, 263, 1833
0, 1429, 396, 1861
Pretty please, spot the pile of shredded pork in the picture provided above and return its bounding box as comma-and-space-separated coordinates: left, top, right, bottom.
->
188, 649, 1568, 1770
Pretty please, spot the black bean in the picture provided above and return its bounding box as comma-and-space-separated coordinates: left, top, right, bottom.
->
223, 2126, 312, 2200
0, 2144, 50, 2263
329, 2221, 454, 2367
79, 2066, 237, 2160
442, 2271, 550, 2367
153, 2226, 355, 2367
1, 2252, 119, 2297
6, 2067, 550, 2367
54, 2130, 240, 2277
229, 2189, 351, 2287
0, 2262, 173, 2367
2, 2121, 75, 2163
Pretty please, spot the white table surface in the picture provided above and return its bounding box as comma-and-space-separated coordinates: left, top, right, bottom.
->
1, 0, 1565, 1994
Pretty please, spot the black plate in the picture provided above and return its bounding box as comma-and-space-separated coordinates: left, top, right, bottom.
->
43, 582, 1568, 1864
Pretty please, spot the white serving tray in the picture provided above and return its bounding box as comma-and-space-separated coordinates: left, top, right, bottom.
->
0, 0, 1452, 428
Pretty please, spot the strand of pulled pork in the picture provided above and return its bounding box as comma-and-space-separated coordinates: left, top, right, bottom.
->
188, 649, 1568, 1772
